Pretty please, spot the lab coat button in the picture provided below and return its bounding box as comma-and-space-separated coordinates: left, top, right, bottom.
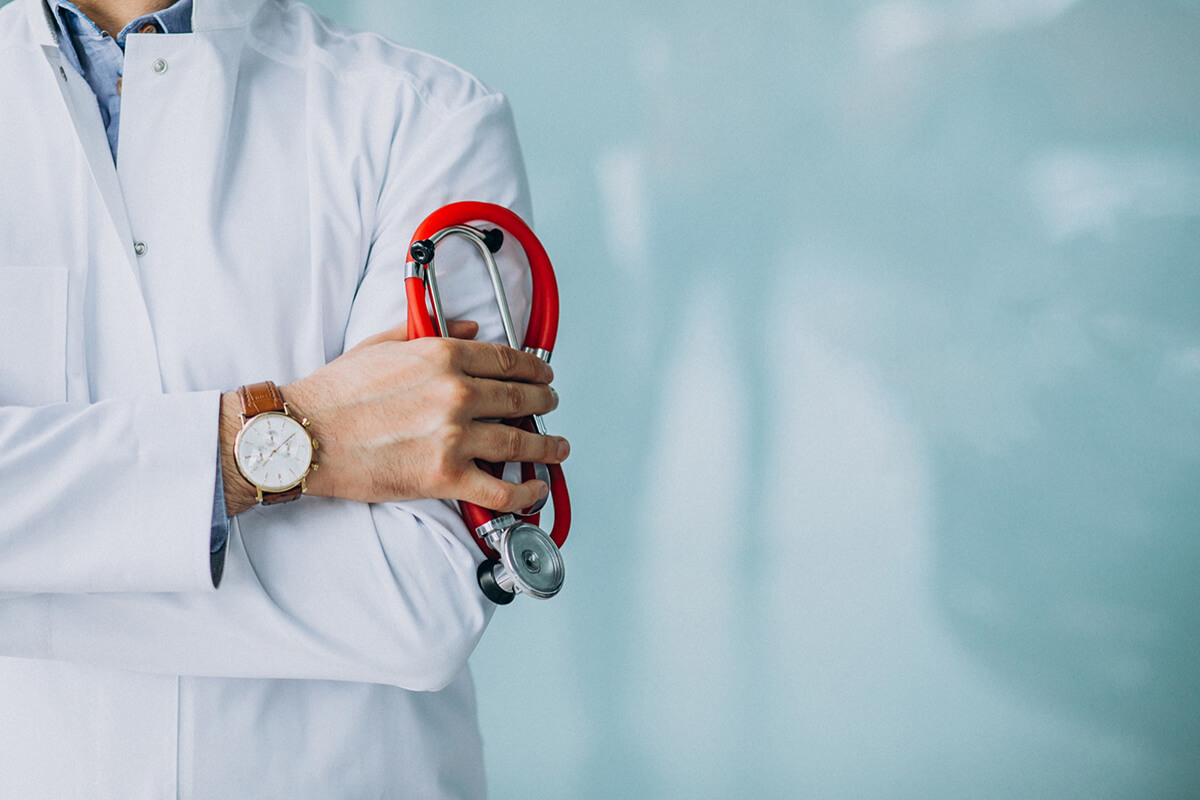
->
152, 59, 168, 75
134, 242, 148, 256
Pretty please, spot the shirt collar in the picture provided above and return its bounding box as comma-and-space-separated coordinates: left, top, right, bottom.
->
48, 0, 193, 47
32, 0, 266, 44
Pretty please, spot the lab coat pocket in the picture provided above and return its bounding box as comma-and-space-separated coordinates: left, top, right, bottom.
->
0, 267, 69, 405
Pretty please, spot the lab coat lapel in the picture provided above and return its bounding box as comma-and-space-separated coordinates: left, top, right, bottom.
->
31, 1, 137, 265
42, 47, 141, 270
33, 11, 164, 397
117, 26, 247, 241
24, 0, 269, 399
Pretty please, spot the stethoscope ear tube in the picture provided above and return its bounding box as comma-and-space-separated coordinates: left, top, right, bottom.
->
406, 202, 560, 352
404, 202, 571, 602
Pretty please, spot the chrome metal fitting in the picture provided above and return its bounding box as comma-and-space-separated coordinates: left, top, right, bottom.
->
524, 347, 552, 364
473, 517, 565, 601
475, 514, 517, 550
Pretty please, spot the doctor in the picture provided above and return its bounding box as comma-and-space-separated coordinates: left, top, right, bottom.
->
0, 0, 568, 796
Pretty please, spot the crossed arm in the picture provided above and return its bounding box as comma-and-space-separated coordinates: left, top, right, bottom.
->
220, 321, 568, 519
0, 90, 567, 690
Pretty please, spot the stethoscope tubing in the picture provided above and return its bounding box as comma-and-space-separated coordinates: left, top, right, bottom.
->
406, 201, 559, 353
404, 202, 570, 561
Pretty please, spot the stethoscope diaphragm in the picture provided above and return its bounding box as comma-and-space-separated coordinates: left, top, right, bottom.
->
475, 518, 565, 603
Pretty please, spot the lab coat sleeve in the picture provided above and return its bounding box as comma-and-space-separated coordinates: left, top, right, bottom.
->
0, 392, 223, 595
0, 91, 534, 691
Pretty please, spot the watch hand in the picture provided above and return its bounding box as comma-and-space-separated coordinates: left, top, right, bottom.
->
265, 431, 299, 463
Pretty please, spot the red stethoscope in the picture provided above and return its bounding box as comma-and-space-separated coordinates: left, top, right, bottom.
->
405, 202, 571, 604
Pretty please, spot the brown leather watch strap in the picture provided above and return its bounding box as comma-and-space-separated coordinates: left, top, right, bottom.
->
237, 381, 306, 506
238, 381, 286, 418
261, 485, 303, 505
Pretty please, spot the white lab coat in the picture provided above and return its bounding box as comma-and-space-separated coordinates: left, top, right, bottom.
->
0, 0, 535, 795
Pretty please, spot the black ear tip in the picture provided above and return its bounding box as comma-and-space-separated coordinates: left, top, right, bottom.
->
483, 228, 504, 254
410, 239, 436, 265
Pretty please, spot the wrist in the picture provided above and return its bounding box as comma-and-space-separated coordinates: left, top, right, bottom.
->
219, 391, 259, 516
276, 380, 331, 498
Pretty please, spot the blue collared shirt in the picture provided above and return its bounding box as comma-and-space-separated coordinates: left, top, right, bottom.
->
51, 0, 194, 159
50, 0, 229, 584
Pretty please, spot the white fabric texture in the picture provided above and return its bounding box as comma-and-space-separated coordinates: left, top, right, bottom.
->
0, 0, 535, 795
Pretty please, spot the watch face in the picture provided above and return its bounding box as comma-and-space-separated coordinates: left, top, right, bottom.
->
235, 412, 313, 492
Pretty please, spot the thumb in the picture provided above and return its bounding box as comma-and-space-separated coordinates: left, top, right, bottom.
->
352, 321, 409, 350
352, 319, 478, 350
445, 320, 479, 340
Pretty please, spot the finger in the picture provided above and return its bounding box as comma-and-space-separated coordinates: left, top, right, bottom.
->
467, 378, 559, 418
451, 340, 553, 384
459, 468, 548, 514
470, 421, 569, 465
444, 320, 479, 340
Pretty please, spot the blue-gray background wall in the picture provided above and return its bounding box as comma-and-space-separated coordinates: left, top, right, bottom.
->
20, 0, 1200, 796
310, 1, 1200, 797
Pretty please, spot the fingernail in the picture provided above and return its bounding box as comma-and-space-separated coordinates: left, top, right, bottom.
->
549, 385, 559, 409
556, 438, 570, 460
539, 482, 550, 499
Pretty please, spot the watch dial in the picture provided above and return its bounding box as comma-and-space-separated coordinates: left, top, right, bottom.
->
236, 413, 313, 491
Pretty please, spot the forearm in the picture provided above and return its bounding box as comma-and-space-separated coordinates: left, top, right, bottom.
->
0, 497, 492, 690
0, 392, 222, 594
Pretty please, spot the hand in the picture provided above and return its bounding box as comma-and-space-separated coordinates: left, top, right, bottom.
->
220, 321, 568, 517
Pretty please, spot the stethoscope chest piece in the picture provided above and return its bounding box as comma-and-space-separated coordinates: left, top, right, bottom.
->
476, 516, 565, 604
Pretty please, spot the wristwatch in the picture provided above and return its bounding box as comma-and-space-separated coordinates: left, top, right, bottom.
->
233, 381, 318, 505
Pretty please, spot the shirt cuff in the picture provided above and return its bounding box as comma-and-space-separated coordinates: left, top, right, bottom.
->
210, 448, 230, 588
